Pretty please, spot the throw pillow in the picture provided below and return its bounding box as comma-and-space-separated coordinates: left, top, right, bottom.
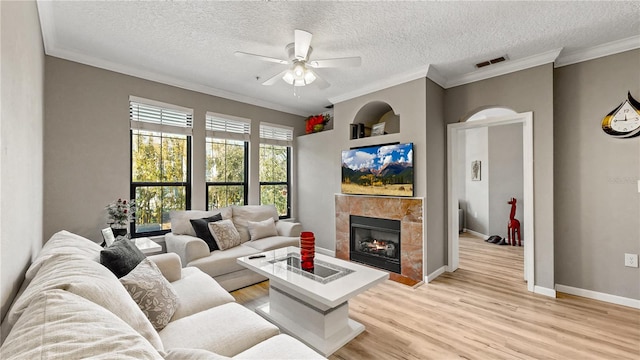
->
247, 217, 278, 241
100, 238, 145, 278
208, 219, 241, 250
189, 213, 223, 251
120, 258, 180, 331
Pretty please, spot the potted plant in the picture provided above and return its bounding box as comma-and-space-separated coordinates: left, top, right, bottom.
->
105, 198, 135, 237
305, 113, 332, 134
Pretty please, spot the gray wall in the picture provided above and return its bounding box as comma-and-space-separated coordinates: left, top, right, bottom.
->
296, 130, 341, 251
0, 1, 45, 322
445, 64, 555, 289
463, 127, 489, 235
44, 57, 304, 243
488, 123, 523, 238
458, 123, 524, 239
425, 79, 446, 274
297, 78, 427, 255
554, 49, 640, 300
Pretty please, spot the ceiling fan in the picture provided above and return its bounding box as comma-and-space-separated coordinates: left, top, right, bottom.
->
235, 29, 361, 89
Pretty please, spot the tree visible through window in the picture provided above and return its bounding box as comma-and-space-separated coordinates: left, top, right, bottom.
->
259, 123, 293, 218
206, 138, 247, 209
130, 98, 192, 236
205, 113, 250, 210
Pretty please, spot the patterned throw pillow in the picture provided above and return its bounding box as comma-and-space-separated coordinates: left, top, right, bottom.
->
120, 258, 180, 330
208, 219, 241, 250
247, 217, 278, 241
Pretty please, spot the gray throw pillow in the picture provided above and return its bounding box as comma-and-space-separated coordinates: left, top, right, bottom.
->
100, 238, 145, 278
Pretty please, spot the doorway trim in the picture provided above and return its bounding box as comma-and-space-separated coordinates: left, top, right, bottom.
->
446, 111, 535, 292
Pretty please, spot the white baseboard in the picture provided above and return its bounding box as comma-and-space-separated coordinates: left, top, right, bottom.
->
555, 284, 640, 309
463, 229, 489, 240
534, 286, 556, 298
315, 247, 336, 257
426, 266, 446, 283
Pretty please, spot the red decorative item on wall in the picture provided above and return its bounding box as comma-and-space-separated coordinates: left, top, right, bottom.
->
299, 231, 315, 270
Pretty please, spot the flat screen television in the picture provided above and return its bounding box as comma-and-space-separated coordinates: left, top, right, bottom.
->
341, 142, 414, 197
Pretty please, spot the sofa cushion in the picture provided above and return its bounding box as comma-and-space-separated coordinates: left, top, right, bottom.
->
233, 334, 326, 359
190, 213, 223, 251
188, 245, 258, 277
162, 348, 230, 359
101, 238, 146, 278
170, 208, 232, 236
231, 205, 279, 242
120, 258, 180, 330
0, 290, 162, 360
24, 230, 102, 281
6, 253, 164, 350
170, 267, 235, 321
242, 236, 300, 252
209, 219, 242, 250
159, 302, 279, 357
247, 217, 278, 241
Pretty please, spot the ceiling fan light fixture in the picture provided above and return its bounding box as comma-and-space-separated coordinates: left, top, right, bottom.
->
283, 61, 316, 86
293, 63, 305, 77
282, 70, 295, 85
303, 69, 316, 84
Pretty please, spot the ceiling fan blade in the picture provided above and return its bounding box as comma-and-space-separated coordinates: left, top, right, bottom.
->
309, 69, 330, 89
234, 51, 289, 65
294, 29, 312, 60
308, 56, 361, 68
261, 69, 289, 86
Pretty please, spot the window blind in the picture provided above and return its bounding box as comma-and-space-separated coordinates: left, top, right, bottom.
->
260, 123, 294, 147
206, 113, 251, 141
129, 97, 193, 136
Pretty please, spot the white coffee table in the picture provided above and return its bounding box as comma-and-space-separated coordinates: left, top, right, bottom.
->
237, 246, 388, 356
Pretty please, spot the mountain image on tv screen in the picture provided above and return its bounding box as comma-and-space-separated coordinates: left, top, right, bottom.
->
341, 143, 413, 197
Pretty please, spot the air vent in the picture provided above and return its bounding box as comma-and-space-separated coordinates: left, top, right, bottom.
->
475, 55, 509, 69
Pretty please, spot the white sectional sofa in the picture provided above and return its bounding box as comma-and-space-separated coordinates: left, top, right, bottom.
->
0, 230, 324, 359
165, 205, 302, 291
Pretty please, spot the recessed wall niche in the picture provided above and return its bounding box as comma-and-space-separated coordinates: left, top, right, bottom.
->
350, 101, 399, 139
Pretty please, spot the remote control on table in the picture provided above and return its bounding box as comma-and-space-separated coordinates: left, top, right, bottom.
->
248, 254, 266, 259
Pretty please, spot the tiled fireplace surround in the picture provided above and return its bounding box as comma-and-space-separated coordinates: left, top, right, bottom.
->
335, 194, 424, 286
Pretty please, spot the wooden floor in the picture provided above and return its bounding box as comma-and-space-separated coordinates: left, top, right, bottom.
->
232, 233, 640, 359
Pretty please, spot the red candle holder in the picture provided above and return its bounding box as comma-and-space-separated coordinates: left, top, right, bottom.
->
299, 231, 315, 271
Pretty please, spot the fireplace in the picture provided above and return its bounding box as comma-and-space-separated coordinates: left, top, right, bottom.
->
350, 215, 401, 274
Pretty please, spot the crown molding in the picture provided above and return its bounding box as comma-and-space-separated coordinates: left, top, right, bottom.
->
329, 65, 431, 105
445, 48, 563, 88
426, 65, 447, 89
45, 49, 310, 117
555, 35, 640, 68
36, 0, 55, 55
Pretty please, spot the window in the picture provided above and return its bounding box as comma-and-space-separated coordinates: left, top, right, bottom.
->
130, 97, 192, 237
206, 113, 250, 210
259, 123, 293, 218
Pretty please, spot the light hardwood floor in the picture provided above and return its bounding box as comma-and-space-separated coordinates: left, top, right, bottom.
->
232, 234, 640, 359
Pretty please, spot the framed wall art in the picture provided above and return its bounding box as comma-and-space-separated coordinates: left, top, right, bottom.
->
471, 160, 481, 181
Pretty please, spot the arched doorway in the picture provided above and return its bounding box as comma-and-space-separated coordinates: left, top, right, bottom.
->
447, 110, 535, 292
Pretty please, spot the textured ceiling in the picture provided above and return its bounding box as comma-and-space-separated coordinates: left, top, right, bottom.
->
38, 1, 640, 115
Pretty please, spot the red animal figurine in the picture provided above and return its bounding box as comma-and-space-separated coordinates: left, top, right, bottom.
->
507, 198, 521, 246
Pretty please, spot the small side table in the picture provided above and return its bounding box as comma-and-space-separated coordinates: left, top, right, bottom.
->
133, 237, 162, 255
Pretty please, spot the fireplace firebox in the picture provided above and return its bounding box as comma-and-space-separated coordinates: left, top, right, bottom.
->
350, 215, 401, 274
